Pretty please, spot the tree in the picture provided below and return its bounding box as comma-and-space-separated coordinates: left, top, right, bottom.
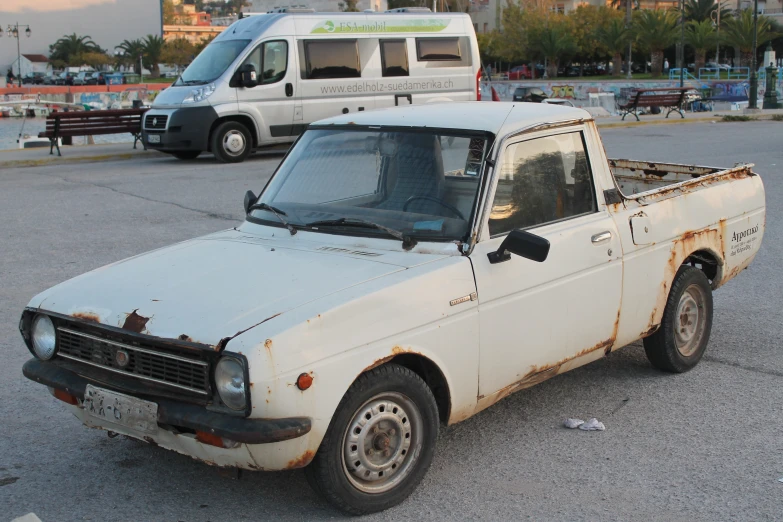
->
161, 38, 197, 70
633, 9, 679, 77
74, 51, 113, 70
570, 6, 620, 75
115, 39, 145, 72
49, 33, 101, 64
142, 35, 166, 78
163, 0, 177, 24
685, 20, 719, 72
684, 0, 731, 23
532, 20, 578, 78
596, 18, 631, 76
340, 0, 360, 11
723, 9, 779, 66
497, 1, 533, 64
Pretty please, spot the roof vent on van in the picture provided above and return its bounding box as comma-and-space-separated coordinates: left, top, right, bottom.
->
267, 7, 316, 12
385, 7, 432, 11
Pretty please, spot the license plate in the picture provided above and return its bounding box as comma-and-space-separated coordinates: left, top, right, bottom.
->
147, 134, 161, 144
83, 385, 158, 434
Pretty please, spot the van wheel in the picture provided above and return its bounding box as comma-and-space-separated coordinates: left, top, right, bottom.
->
304, 364, 438, 515
644, 265, 713, 373
211, 121, 251, 163
172, 151, 200, 160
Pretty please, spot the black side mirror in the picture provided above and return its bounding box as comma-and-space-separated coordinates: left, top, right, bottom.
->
244, 190, 257, 214
240, 64, 258, 88
488, 229, 550, 264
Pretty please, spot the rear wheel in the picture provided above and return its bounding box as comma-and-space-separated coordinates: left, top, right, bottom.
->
211, 121, 252, 163
304, 364, 439, 515
644, 265, 713, 373
172, 151, 200, 160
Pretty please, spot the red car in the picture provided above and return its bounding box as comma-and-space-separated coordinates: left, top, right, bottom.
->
508, 65, 532, 80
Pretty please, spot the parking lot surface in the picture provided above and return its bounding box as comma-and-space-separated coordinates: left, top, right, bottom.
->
2, 122, 781, 521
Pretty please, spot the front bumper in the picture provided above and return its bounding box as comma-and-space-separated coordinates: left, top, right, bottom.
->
23, 358, 311, 445
142, 106, 218, 152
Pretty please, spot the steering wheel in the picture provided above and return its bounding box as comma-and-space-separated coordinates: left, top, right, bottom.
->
403, 196, 465, 220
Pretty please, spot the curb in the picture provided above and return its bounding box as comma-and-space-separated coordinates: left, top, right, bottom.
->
0, 150, 164, 169
596, 112, 783, 129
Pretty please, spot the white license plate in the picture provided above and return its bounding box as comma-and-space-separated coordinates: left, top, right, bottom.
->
147, 134, 161, 144
83, 385, 158, 434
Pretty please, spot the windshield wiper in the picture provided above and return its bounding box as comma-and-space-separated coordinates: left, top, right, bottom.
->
305, 218, 417, 250
248, 202, 297, 235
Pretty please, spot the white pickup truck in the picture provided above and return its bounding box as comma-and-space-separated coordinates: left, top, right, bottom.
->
20, 103, 765, 514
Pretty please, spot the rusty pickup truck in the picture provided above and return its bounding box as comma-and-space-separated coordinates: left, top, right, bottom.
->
19, 102, 765, 514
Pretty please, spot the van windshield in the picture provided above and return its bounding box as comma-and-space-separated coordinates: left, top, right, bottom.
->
175, 39, 250, 85
250, 128, 489, 243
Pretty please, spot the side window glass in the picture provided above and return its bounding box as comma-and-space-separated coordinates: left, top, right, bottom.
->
416, 38, 461, 61
488, 132, 596, 236
260, 41, 287, 84
381, 40, 409, 77
304, 40, 361, 79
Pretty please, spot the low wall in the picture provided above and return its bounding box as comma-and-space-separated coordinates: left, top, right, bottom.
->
0, 84, 170, 108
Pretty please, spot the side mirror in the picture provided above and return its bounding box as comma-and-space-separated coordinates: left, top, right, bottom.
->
244, 190, 257, 214
240, 64, 258, 88
487, 229, 550, 264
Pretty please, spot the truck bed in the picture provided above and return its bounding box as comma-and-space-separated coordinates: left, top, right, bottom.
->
608, 159, 751, 198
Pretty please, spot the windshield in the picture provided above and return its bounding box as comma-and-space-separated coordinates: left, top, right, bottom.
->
175, 39, 250, 85
250, 128, 489, 243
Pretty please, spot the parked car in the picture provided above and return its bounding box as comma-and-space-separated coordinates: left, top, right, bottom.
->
507, 65, 531, 80
90, 72, 107, 85
706, 62, 732, 71
512, 87, 548, 102
55, 72, 75, 86
19, 102, 766, 514
22, 72, 46, 85
72, 72, 93, 86
42, 74, 56, 85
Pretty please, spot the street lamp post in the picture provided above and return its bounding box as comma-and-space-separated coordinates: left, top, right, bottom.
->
679, 0, 685, 87
748, 0, 759, 109
711, 4, 721, 69
0, 22, 32, 87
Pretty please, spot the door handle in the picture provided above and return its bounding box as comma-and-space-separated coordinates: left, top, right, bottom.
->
285, 83, 293, 97
591, 231, 612, 244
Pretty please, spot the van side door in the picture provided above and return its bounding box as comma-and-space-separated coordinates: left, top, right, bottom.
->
235, 37, 298, 144
469, 127, 623, 406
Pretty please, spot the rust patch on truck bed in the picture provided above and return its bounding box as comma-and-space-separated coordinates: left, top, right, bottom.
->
121, 310, 150, 333
285, 450, 315, 469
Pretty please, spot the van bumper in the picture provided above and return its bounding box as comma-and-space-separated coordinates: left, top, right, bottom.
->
142, 106, 219, 152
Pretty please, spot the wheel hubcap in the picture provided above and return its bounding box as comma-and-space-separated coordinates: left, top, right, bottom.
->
342, 392, 421, 494
223, 130, 245, 155
675, 284, 706, 357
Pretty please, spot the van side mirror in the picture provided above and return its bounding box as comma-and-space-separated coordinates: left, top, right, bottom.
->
244, 190, 257, 214
240, 64, 258, 88
487, 229, 550, 264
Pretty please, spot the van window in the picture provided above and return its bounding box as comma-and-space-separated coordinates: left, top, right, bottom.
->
242, 40, 288, 84
416, 38, 461, 61
380, 40, 409, 77
489, 132, 596, 236
304, 40, 361, 79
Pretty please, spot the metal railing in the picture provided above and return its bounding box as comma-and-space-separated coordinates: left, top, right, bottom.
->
728, 67, 750, 80
699, 68, 720, 80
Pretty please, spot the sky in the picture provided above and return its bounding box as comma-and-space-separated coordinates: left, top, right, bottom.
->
1, 0, 162, 70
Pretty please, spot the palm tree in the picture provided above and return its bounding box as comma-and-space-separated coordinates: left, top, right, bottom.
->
634, 9, 680, 77
723, 10, 779, 66
142, 35, 165, 78
596, 18, 630, 77
115, 39, 146, 72
685, 20, 720, 72
49, 33, 101, 64
684, 0, 731, 23
533, 24, 578, 78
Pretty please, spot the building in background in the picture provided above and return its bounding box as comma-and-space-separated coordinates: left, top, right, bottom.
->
9, 54, 52, 77
242, 0, 389, 13
163, 24, 225, 43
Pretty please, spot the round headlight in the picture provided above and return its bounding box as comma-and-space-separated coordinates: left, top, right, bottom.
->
32, 314, 57, 360
215, 357, 246, 411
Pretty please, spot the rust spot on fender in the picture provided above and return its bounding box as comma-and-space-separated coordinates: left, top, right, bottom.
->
71, 312, 100, 323
285, 450, 315, 470
178, 334, 194, 342
264, 339, 273, 351
122, 310, 150, 333
361, 346, 422, 376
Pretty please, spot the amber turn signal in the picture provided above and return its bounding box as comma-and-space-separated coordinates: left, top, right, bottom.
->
53, 389, 79, 405
296, 373, 313, 390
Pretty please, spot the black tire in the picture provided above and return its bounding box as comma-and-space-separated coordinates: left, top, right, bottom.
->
172, 150, 201, 160
644, 265, 713, 373
211, 121, 252, 163
304, 364, 439, 515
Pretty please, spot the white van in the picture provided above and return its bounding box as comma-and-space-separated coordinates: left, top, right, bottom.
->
142, 11, 480, 163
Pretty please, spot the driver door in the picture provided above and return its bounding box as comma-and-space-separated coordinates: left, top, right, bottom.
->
235, 38, 299, 144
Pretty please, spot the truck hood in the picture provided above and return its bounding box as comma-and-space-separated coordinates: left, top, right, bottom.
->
29, 229, 447, 347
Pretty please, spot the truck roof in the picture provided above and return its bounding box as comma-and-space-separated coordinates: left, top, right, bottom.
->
314, 102, 592, 136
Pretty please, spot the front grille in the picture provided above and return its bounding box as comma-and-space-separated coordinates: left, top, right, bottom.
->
57, 327, 210, 395
144, 114, 168, 130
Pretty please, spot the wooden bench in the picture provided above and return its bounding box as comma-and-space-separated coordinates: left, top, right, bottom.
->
618, 88, 690, 121
39, 108, 148, 156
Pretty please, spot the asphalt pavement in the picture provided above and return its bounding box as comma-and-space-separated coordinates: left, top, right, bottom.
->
1, 122, 782, 521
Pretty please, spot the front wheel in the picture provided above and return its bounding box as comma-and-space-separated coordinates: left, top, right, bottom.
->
644, 265, 713, 373
304, 364, 439, 515
211, 121, 252, 163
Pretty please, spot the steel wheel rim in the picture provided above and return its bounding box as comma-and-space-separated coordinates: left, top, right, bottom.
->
675, 284, 706, 357
222, 130, 246, 156
341, 391, 423, 494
